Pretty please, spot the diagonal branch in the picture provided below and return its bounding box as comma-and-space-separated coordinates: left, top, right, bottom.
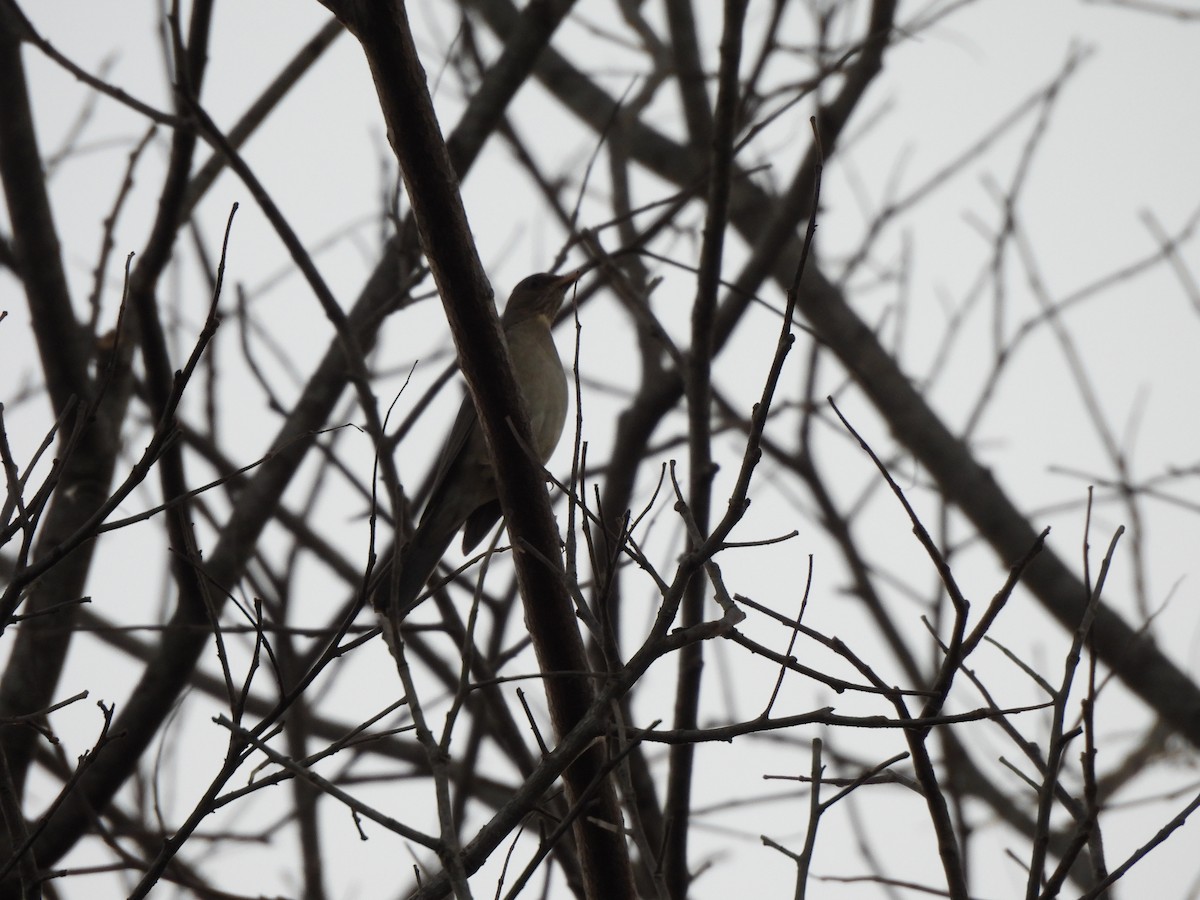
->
324, 2, 635, 897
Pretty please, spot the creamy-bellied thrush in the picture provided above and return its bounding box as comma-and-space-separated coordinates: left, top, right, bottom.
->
389, 269, 582, 612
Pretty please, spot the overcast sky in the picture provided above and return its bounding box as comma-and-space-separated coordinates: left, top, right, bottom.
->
4, 2, 1200, 897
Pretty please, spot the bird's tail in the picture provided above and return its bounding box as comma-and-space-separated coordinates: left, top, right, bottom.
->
379, 513, 458, 618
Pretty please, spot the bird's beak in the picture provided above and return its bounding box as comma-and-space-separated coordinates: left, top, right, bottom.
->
553, 266, 587, 290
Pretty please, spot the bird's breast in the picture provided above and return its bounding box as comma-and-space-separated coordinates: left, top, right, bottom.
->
507, 320, 568, 463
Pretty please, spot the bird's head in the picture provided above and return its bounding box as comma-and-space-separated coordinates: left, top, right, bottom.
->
501, 268, 585, 325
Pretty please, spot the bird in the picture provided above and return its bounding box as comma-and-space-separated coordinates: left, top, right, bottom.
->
383, 268, 582, 615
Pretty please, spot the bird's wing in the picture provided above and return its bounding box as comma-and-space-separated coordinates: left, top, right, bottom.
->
388, 392, 482, 613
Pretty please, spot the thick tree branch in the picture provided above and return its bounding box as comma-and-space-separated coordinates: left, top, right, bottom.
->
324, 1, 635, 897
